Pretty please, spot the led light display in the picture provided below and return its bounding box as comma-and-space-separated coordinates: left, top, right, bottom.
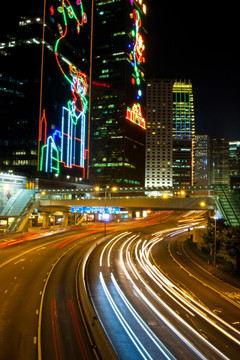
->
126, 103, 146, 129
127, 1, 146, 129
129, 8, 145, 89
39, 0, 88, 176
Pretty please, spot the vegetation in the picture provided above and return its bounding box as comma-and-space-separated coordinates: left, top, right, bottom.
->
202, 217, 240, 277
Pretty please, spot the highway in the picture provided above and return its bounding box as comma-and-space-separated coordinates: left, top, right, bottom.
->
0, 226, 106, 360
0, 213, 171, 359
0, 211, 240, 359
86, 212, 240, 359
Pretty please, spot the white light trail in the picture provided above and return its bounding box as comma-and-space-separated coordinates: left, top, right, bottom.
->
99, 272, 154, 360
111, 273, 176, 360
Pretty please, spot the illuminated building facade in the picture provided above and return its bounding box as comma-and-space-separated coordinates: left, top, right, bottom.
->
90, 0, 147, 186
145, 79, 195, 188
194, 135, 210, 185
0, 1, 91, 181
229, 141, 240, 177
172, 81, 195, 186
210, 138, 230, 185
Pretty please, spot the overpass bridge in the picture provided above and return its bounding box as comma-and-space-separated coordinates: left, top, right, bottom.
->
1, 185, 240, 232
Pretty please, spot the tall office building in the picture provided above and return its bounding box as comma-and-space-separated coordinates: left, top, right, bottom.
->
210, 138, 229, 185
194, 135, 210, 185
145, 79, 195, 188
229, 141, 240, 177
0, 1, 91, 180
90, 0, 147, 186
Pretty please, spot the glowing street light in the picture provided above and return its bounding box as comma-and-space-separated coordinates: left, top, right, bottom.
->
95, 185, 118, 236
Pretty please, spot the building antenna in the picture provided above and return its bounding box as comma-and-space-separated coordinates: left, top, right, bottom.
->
37, 0, 47, 171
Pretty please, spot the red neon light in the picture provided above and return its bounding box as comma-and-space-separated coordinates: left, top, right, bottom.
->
49, 5, 54, 16
63, 132, 72, 140
92, 81, 110, 88
39, 109, 47, 144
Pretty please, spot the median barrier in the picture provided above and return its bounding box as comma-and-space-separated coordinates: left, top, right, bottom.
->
77, 236, 118, 360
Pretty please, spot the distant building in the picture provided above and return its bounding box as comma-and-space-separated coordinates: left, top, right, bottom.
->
89, 0, 147, 186
229, 141, 240, 177
194, 135, 210, 185
145, 79, 195, 188
210, 138, 229, 185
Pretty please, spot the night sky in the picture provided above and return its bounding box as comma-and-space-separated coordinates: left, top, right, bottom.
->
147, 2, 239, 140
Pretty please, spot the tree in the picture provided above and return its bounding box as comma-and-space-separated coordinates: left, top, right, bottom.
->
223, 226, 240, 276
203, 217, 228, 256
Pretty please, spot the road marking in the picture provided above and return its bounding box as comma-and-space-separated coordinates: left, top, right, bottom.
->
14, 259, 25, 265
33, 337, 37, 344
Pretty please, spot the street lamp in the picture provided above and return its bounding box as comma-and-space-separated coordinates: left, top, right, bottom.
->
213, 204, 217, 268
95, 186, 118, 237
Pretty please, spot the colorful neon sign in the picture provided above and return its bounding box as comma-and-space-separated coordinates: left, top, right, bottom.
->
126, 103, 146, 129
129, 8, 145, 89
40, 0, 88, 176
127, 3, 146, 129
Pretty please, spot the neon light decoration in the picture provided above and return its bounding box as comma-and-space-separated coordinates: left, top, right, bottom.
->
126, 103, 146, 129
39, 109, 47, 145
129, 8, 145, 89
40, 0, 88, 176
126, 3, 146, 130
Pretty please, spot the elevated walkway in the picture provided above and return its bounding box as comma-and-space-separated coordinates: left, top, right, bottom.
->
1, 189, 35, 216
1, 189, 38, 233
215, 185, 240, 226
1, 184, 240, 233
39, 196, 214, 211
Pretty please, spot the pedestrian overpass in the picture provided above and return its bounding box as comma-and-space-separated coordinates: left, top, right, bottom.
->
1, 184, 240, 232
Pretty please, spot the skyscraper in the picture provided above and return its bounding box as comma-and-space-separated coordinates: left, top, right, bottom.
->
145, 79, 195, 188
90, 0, 147, 186
0, 1, 91, 181
194, 135, 210, 185
210, 138, 229, 185
229, 141, 240, 178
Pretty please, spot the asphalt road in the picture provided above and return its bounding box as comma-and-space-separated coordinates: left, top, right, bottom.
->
0, 213, 173, 360
86, 212, 240, 359
0, 226, 105, 360
1, 211, 240, 360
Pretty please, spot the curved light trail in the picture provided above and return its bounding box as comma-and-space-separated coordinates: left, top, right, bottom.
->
88, 221, 240, 360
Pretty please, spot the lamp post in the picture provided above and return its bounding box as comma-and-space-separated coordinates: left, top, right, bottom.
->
213, 204, 217, 268
104, 186, 108, 237
95, 186, 117, 237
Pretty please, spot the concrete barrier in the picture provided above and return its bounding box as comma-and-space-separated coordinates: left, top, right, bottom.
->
77, 236, 117, 360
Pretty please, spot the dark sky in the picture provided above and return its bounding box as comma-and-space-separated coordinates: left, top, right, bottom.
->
146, 2, 239, 140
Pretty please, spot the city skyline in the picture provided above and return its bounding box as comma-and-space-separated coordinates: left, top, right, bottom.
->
2, 2, 238, 141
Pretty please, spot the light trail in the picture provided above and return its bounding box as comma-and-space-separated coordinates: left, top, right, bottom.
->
141, 232, 240, 343
99, 232, 130, 267
118, 235, 212, 359
99, 272, 154, 360
93, 223, 239, 360
110, 273, 176, 360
